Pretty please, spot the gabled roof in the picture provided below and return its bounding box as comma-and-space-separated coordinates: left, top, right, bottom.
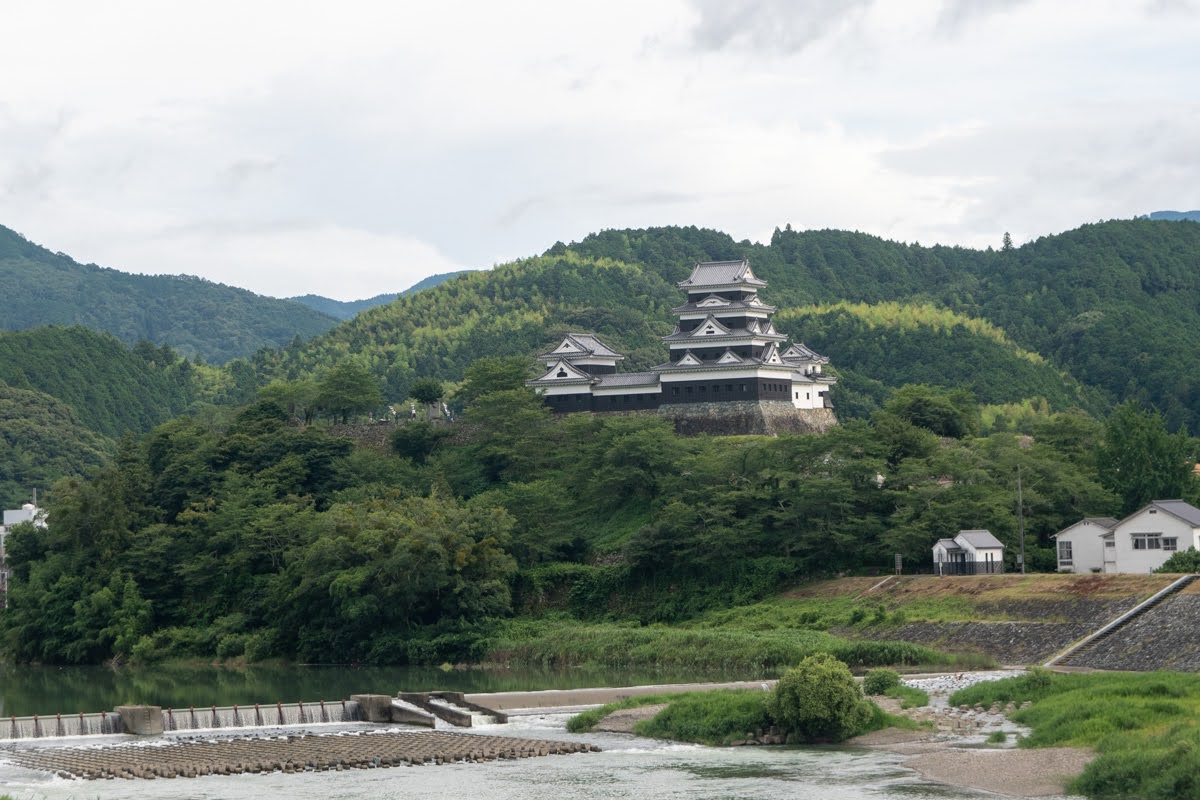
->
781, 342, 830, 363
761, 343, 783, 364
527, 359, 596, 386
717, 348, 744, 365
689, 314, 732, 337
935, 538, 962, 552
1051, 516, 1121, 539
537, 333, 624, 361
678, 259, 767, 289
957, 529, 1004, 549
674, 350, 704, 367
1122, 500, 1200, 528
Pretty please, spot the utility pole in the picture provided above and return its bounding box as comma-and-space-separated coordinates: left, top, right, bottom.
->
1017, 464, 1025, 575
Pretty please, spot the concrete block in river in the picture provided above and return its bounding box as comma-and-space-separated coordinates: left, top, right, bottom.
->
114, 706, 163, 736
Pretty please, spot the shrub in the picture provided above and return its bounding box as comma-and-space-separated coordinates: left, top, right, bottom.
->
767, 653, 872, 742
863, 668, 902, 695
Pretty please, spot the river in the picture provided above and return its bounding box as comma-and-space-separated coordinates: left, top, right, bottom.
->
0, 711, 1079, 799
0, 663, 760, 717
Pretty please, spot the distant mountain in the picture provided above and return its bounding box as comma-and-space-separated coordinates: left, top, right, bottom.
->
0, 225, 339, 363
1140, 210, 1200, 222
287, 270, 474, 320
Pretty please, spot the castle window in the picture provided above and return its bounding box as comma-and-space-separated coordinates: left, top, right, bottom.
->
726, 384, 733, 392
699, 385, 706, 393
713, 385, 720, 393
739, 384, 746, 392
672, 387, 679, 396
686, 386, 693, 394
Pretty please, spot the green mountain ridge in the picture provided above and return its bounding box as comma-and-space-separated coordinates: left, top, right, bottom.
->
0, 225, 340, 364
286, 270, 475, 320
261, 219, 1199, 428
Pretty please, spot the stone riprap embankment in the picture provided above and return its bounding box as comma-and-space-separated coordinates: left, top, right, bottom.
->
7, 729, 597, 781
847, 597, 1145, 664
883, 671, 1031, 735
1065, 593, 1200, 671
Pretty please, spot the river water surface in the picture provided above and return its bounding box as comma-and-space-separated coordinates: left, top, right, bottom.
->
0, 711, 1081, 800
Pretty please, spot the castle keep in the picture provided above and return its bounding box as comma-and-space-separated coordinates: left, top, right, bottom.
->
527, 259, 837, 435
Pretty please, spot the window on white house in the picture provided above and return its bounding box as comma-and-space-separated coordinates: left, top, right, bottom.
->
1164, 537, 1178, 551
1132, 533, 1162, 550
1105, 540, 1115, 547
1058, 541, 1073, 563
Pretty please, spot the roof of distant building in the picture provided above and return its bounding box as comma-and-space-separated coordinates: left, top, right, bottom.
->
678, 259, 767, 289
957, 529, 1004, 549
1143, 500, 1200, 527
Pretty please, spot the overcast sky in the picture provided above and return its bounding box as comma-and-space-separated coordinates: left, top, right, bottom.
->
2, 1, 1197, 300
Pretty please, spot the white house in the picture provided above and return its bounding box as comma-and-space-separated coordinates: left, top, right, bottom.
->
932, 529, 1006, 575
1053, 500, 1200, 574
1111, 500, 1200, 573
1052, 517, 1119, 573
0, 501, 47, 603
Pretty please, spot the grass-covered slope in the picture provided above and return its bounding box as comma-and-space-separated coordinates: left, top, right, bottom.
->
0, 224, 338, 363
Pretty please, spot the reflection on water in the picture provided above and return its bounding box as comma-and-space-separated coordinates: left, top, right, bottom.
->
0, 664, 764, 717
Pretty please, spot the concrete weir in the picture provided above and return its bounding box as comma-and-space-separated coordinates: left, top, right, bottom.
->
8, 729, 599, 780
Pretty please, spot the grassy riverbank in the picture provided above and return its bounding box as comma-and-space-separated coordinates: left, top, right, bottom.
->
951, 670, 1200, 799
487, 617, 994, 672
568, 688, 924, 746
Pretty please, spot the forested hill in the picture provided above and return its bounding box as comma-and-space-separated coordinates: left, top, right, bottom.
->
0, 326, 196, 439
0, 225, 339, 363
287, 270, 475, 320
259, 219, 1200, 429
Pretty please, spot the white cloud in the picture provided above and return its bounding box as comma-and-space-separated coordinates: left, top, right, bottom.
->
1, 1, 1198, 299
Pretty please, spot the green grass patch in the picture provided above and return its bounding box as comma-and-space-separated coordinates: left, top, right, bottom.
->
568, 689, 925, 746
634, 690, 774, 745
986, 730, 1007, 744
488, 618, 991, 672
950, 670, 1200, 799
885, 684, 930, 709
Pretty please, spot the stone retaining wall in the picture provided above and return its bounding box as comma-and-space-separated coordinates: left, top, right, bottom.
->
659, 401, 836, 436
848, 621, 1097, 665
1067, 593, 1200, 671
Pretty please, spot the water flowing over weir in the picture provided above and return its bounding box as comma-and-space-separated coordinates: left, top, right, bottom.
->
1, 700, 362, 741
162, 700, 363, 732
4, 712, 122, 740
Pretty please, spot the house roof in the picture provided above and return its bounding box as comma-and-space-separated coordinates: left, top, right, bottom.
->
935, 538, 962, 552
678, 259, 767, 289
1051, 516, 1121, 539
1137, 499, 1200, 527
957, 529, 1004, 549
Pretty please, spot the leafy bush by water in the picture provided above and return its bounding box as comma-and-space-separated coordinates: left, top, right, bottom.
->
767, 654, 871, 742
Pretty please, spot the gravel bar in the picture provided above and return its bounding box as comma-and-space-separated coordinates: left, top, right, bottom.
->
7, 729, 599, 780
